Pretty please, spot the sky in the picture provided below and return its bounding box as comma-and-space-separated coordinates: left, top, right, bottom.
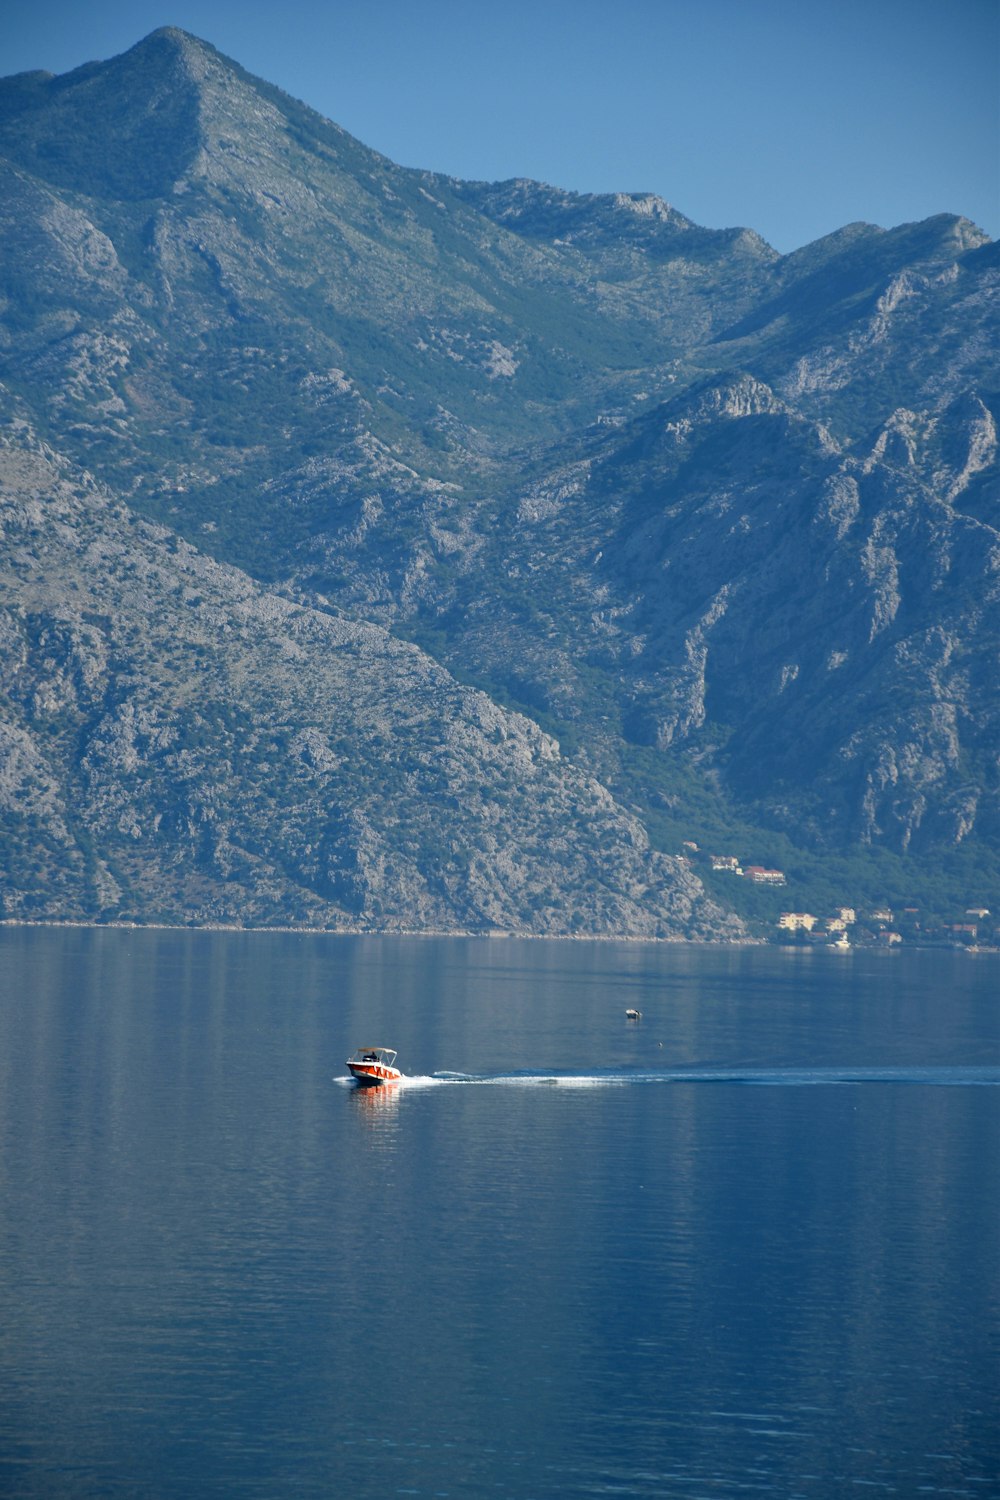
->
2, 0, 997, 253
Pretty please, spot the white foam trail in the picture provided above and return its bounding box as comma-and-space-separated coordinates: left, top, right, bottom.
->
474, 1068, 986, 1087
480, 1074, 617, 1088
338, 1067, 1000, 1090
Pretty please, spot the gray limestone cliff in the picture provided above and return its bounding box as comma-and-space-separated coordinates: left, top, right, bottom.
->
0, 28, 996, 929
0, 418, 733, 935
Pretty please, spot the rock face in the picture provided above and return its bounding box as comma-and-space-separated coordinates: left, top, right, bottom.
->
0, 420, 732, 935
0, 28, 996, 927
479, 376, 999, 856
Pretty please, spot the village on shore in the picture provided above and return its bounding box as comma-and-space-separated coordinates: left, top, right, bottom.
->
677, 842, 997, 951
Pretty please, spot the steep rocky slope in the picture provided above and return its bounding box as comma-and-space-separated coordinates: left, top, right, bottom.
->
0, 27, 996, 928
440, 374, 999, 854
0, 414, 730, 935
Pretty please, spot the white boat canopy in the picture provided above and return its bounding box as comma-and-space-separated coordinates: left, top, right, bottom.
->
351, 1046, 397, 1066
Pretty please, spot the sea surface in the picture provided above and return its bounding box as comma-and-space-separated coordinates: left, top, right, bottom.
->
0, 927, 997, 1499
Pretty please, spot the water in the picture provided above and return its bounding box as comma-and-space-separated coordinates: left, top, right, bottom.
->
0, 928, 997, 1498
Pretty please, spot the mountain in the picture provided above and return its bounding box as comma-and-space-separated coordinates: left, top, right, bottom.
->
0, 413, 734, 936
0, 28, 997, 933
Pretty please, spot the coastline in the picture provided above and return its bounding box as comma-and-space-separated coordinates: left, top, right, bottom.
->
0, 917, 760, 946
2, 920, 996, 953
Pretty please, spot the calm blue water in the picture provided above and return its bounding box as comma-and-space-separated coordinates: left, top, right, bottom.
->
0, 928, 997, 1498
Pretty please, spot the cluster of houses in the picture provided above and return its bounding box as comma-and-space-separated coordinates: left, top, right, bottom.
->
776, 907, 866, 949
680, 843, 787, 886
772, 906, 996, 950
678, 840, 996, 949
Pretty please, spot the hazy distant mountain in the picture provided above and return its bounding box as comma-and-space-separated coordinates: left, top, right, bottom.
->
1, 28, 996, 932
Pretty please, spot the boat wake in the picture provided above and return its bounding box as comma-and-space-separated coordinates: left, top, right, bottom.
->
337, 1066, 1000, 1089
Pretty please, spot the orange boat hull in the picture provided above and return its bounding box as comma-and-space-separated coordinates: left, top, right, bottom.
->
347, 1061, 402, 1086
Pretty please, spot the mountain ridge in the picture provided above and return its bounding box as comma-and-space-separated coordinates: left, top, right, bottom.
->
0, 29, 996, 933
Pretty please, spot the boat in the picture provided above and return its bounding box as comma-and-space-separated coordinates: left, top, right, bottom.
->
346, 1046, 402, 1086
625, 1008, 642, 1021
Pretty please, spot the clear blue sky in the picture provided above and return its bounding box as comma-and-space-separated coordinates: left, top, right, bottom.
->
2, 0, 997, 252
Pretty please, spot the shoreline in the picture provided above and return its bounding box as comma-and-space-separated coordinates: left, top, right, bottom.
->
3, 918, 996, 954
0, 917, 760, 946
2, 920, 996, 954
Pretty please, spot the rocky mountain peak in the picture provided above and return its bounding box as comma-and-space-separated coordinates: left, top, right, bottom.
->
448, 175, 778, 267
610, 191, 685, 223
0, 29, 212, 200
0, 28, 996, 931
